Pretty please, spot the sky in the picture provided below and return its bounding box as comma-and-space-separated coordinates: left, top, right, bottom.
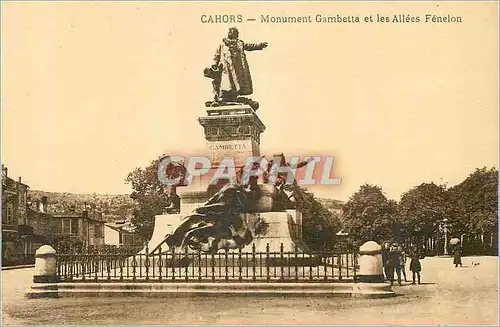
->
1, 2, 498, 201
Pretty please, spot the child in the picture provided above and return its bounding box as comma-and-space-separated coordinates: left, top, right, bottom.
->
409, 247, 422, 285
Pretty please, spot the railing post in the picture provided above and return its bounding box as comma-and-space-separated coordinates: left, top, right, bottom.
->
158, 244, 163, 282
131, 250, 137, 282
338, 254, 342, 281
198, 250, 202, 282
94, 246, 98, 281
184, 246, 189, 282
346, 253, 350, 278
266, 243, 270, 282
81, 245, 86, 282
106, 247, 111, 282
172, 247, 176, 282
353, 252, 358, 282
68, 244, 74, 282
145, 242, 150, 282
118, 250, 124, 281
238, 247, 243, 281
225, 249, 229, 282
309, 250, 313, 281
323, 251, 328, 282
252, 244, 256, 281
280, 243, 284, 282
211, 251, 215, 282
294, 243, 299, 282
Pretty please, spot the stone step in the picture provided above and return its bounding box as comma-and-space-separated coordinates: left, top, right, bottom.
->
26, 281, 395, 298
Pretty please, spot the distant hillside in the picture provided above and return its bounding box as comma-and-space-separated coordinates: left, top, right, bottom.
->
27, 190, 344, 224
28, 190, 136, 223
316, 197, 344, 212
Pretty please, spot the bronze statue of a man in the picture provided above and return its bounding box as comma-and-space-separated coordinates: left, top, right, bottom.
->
207, 28, 268, 103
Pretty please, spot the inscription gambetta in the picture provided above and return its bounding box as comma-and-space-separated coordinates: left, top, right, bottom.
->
209, 143, 248, 151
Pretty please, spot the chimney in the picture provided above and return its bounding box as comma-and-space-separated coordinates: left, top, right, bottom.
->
18, 176, 22, 183
2, 165, 7, 177
41, 196, 48, 213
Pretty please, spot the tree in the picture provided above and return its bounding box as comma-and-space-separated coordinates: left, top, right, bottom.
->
398, 182, 450, 244
295, 188, 343, 251
125, 156, 171, 239
342, 184, 399, 245
448, 167, 498, 235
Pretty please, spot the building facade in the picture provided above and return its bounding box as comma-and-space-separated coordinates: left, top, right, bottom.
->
47, 212, 105, 247
2, 165, 34, 265
2, 165, 108, 265
104, 221, 140, 247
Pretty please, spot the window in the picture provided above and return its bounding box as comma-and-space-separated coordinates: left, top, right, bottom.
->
19, 190, 26, 206
6, 203, 14, 225
123, 234, 135, 245
49, 218, 54, 234
71, 219, 79, 235
82, 220, 88, 237
62, 219, 71, 234
94, 224, 103, 238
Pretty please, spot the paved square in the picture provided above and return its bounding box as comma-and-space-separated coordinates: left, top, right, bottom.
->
2, 255, 498, 325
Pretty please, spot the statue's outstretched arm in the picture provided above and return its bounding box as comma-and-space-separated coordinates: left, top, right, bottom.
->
244, 42, 268, 51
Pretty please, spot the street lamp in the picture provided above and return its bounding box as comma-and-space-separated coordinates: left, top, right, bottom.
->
442, 218, 449, 255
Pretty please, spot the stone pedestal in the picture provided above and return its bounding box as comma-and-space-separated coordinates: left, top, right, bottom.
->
242, 209, 304, 252
140, 214, 184, 254
179, 190, 211, 215
357, 241, 385, 283
33, 245, 58, 283
198, 104, 265, 166
177, 104, 267, 214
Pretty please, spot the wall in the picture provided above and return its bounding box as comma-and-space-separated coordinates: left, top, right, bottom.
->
88, 221, 105, 245
104, 226, 120, 246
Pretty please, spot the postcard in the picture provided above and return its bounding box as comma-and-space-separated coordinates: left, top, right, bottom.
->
2, 1, 498, 325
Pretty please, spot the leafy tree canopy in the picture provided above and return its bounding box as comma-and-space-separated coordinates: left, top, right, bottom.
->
448, 167, 498, 234
125, 156, 170, 239
342, 184, 398, 245
398, 182, 451, 238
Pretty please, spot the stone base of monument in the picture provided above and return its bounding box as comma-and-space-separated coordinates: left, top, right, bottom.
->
26, 281, 395, 298
142, 209, 306, 259
138, 214, 183, 254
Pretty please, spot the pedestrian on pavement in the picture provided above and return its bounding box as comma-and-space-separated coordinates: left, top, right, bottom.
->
388, 243, 403, 286
453, 245, 463, 267
381, 242, 391, 281
409, 247, 422, 284
400, 247, 408, 282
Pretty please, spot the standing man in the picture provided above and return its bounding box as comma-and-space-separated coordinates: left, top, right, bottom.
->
400, 246, 408, 282
211, 27, 268, 102
381, 242, 391, 281
388, 243, 403, 286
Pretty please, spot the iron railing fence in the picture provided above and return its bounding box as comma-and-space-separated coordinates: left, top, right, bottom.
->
56, 243, 359, 283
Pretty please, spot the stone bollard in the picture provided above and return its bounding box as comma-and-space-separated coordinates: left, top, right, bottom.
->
33, 245, 58, 283
357, 241, 384, 283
